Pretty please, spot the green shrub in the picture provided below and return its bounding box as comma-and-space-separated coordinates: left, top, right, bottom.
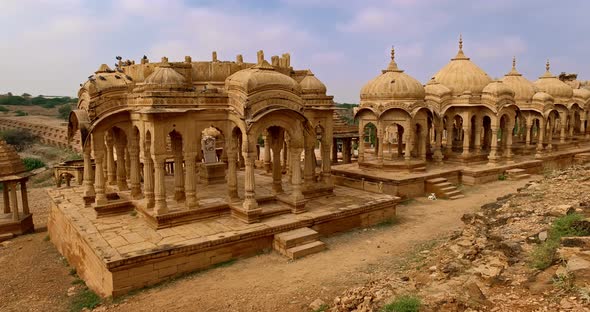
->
531, 213, 590, 270
0, 105, 7, 113
22, 157, 45, 171
381, 295, 421, 312
58, 103, 74, 120
70, 287, 101, 312
0, 129, 37, 151
498, 174, 507, 181
15, 110, 27, 116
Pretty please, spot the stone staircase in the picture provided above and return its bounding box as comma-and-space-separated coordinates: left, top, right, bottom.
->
505, 168, 531, 180
425, 177, 464, 200
273, 227, 326, 260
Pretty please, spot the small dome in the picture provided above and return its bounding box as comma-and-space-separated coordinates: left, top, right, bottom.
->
82, 64, 131, 94
424, 77, 452, 98
226, 59, 301, 94
300, 71, 327, 95
360, 47, 425, 101
533, 60, 573, 101
0, 139, 26, 177
532, 91, 554, 102
483, 80, 515, 98
573, 87, 590, 102
501, 57, 535, 103
142, 57, 187, 87
432, 36, 492, 96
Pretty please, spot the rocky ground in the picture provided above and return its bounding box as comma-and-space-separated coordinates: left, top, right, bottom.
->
330, 166, 590, 312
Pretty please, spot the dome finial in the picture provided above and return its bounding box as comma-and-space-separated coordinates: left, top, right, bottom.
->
546, 59, 550, 72
384, 45, 402, 72
512, 56, 516, 70
459, 34, 463, 52
452, 34, 469, 60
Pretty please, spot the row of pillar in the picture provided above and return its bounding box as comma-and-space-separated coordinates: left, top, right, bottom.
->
2, 180, 29, 221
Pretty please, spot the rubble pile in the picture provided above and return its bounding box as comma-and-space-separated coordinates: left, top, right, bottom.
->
330, 166, 590, 312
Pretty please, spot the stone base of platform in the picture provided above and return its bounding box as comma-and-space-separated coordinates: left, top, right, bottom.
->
0, 213, 34, 236
47, 186, 398, 298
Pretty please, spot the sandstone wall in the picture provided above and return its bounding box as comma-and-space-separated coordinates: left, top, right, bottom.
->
0, 117, 81, 152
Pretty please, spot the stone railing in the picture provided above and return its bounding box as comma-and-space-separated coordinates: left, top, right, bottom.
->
0, 117, 81, 152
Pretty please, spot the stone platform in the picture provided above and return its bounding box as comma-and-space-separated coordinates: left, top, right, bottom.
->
333, 145, 590, 198
47, 172, 398, 297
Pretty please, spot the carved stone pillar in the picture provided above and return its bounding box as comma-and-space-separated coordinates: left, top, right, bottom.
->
303, 146, 315, 187
547, 122, 554, 151
420, 133, 428, 160
505, 123, 514, 162
94, 149, 107, 205
115, 144, 128, 191
525, 124, 532, 147
129, 144, 142, 199
3, 183, 9, 214
125, 148, 131, 181
172, 140, 185, 202
20, 181, 29, 215
445, 121, 454, 155
9, 182, 19, 221
154, 155, 168, 215
242, 152, 258, 211
377, 131, 384, 165
358, 132, 365, 163
184, 152, 198, 209
332, 138, 338, 164
433, 127, 444, 164
106, 133, 116, 185
227, 148, 239, 200
404, 133, 412, 162
535, 120, 545, 158
263, 135, 271, 173
462, 126, 470, 157
474, 126, 482, 152
560, 122, 566, 143
82, 145, 95, 197
143, 151, 155, 209
271, 144, 283, 194
291, 148, 306, 213
487, 127, 499, 165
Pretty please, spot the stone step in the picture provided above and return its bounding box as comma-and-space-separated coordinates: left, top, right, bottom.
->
508, 173, 531, 181
434, 182, 452, 188
445, 190, 461, 197
506, 168, 526, 174
426, 177, 447, 184
440, 186, 456, 192
274, 227, 320, 250
449, 194, 465, 200
286, 240, 326, 259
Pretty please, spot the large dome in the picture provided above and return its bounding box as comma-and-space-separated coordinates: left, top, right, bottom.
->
433, 36, 492, 96
533, 60, 573, 101
135, 57, 190, 92
501, 57, 535, 103
226, 59, 301, 94
360, 47, 425, 101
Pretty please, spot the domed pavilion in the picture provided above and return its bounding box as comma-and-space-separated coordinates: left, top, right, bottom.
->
0, 139, 34, 236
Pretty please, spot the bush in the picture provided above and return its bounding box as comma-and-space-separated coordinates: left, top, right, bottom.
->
531, 213, 590, 270
70, 287, 101, 312
381, 295, 421, 312
498, 174, 507, 181
0, 105, 7, 113
0, 129, 37, 151
15, 110, 27, 116
22, 157, 45, 171
58, 103, 74, 120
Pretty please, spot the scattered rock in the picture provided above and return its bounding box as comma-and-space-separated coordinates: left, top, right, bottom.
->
309, 298, 325, 311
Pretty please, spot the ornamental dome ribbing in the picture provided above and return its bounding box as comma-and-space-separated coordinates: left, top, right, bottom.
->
360, 47, 425, 101
432, 36, 492, 96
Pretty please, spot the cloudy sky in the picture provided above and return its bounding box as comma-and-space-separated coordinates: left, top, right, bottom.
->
1, 0, 589, 103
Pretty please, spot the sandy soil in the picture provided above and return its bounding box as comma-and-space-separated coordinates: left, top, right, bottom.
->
0, 179, 530, 312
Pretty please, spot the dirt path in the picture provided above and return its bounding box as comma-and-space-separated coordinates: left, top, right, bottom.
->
103, 179, 532, 312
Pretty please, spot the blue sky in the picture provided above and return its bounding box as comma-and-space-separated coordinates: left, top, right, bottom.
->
1, 0, 589, 103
